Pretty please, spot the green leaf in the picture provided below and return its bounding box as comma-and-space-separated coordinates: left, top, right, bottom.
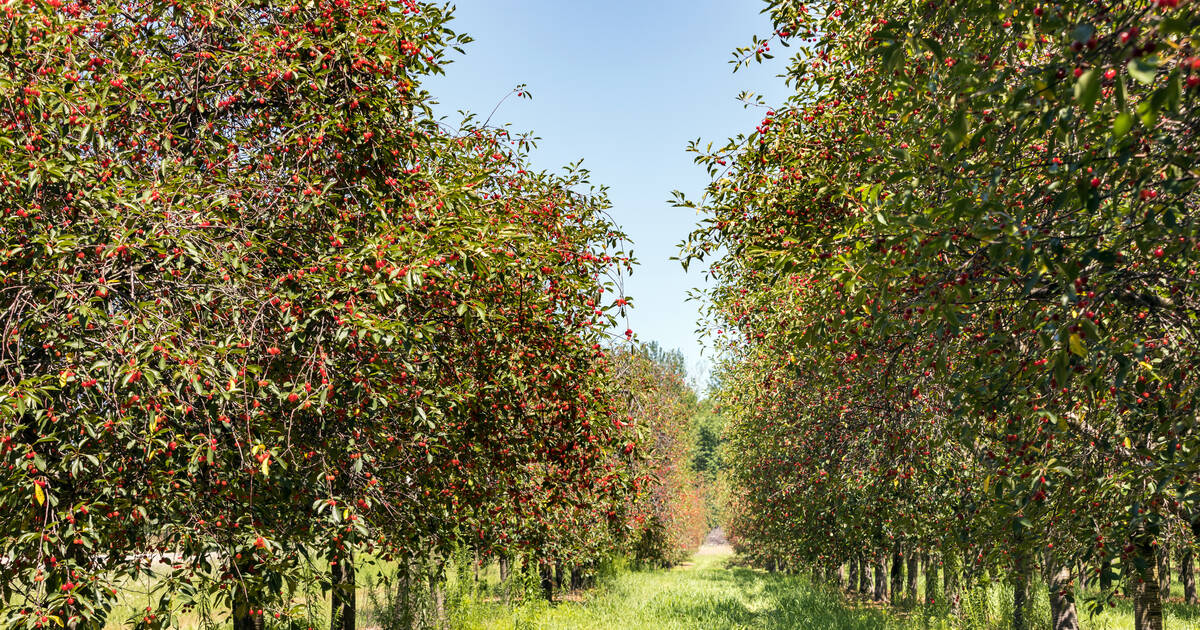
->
1113, 112, 1134, 138
1074, 69, 1100, 111
1127, 57, 1158, 85
945, 109, 968, 149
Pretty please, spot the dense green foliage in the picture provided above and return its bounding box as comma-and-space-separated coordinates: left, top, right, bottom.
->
682, 0, 1200, 628
614, 343, 708, 568
0, 0, 709, 627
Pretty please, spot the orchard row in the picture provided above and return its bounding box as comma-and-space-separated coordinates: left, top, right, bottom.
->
682, 1, 1200, 630
0, 1, 703, 628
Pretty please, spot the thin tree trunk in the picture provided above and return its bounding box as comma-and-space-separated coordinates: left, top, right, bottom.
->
473, 548, 480, 587
570, 564, 583, 591
1133, 534, 1164, 630
1013, 546, 1032, 630
330, 552, 356, 630
1048, 564, 1081, 630
1100, 555, 1115, 592
554, 559, 565, 591
231, 556, 262, 630
874, 554, 888, 602
848, 557, 859, 592
926, 553, 939, 605
906, 550, 919, 603
429, 553, 446, 630
890, 544, 904, 604
944, 548, 960, 615
397, 556, 413, 629
499, 555, 510, 584
539, 560, 554, 602
1182, 547, 1197, 605
1158, 543, 1171, 599
859, 555, 870, 593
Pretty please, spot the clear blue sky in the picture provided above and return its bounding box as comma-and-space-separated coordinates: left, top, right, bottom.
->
426, 1, 788, 388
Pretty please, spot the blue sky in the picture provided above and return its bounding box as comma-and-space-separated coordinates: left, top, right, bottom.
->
426, 1, 789, 389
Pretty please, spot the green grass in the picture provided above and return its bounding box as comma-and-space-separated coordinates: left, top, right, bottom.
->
453, 545, 911, 630
95, 546, 1200, 629
452, 546, 1200, 630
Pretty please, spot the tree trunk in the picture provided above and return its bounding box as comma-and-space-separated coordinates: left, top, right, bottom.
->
1100, 556, 1115, 592
1132, 535, 1164, 630
473, 548, 480, 587
1048, 564, 1080, 630
554, 559, 565, 591
926, 553, 940, 605
890, 544, 904, 604
499, 555, 510, 584
397, 556, 413, 629
906, 550, 919, 603
1012, 547, 1032, 630
429, 553, 446, 630
859, 555, 870, 593
944, 548, 960, 615
539, 561, 554, 602
848, 557, 859, 592
1182, 547, 1197, 605
330, 553, 356, 630
1158, 543, 1171, 599
231, 556, 262, 630
570, 564, 584, 591
874, 554, 888, 602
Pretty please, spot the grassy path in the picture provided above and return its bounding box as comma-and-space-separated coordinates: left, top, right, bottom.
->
456, 547, 1200, 630
455, 545, 901, 630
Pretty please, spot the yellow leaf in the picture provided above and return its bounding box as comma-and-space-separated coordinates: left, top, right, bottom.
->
1069, 334, 1087, 358
34, 483, 44, 505
982, 476, 991, 494
1123, 437, 1132, 449
260, 459, 270, 478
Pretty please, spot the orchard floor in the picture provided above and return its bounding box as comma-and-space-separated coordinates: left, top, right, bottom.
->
455, 545, 1200, 630
455, 544, 900, 630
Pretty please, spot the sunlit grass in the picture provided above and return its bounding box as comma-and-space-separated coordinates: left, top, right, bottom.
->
454, 546, 1200, 630
98, 545, 1200, 629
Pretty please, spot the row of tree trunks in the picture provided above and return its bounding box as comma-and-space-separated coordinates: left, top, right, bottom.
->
823, 547, 1090, 630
